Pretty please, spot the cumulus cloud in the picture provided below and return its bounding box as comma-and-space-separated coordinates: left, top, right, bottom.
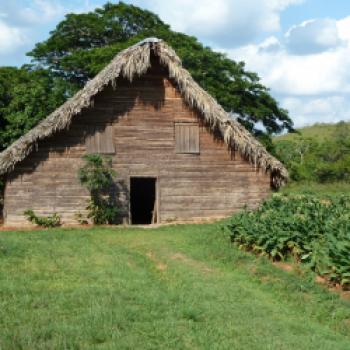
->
129, 0, 304, 47
285, 18, 343, 55
0, 0, 66, 27
0, 0, 96, 65
19, 0, 65, 24
282, 96, 350, 127
337, 16, 350, 43
226, 16, 350, 126
228, 21, 350, 95
0, 20, 26, 54
258, 36, 283, 53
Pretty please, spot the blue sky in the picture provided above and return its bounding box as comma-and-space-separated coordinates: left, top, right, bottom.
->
281, 0, 350, 30
1, 0, 350, 127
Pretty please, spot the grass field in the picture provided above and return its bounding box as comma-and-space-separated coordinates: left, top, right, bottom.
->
1, 224, 350, 349
280, 181, 350, 195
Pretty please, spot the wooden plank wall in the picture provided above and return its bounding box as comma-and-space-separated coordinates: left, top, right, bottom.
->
3, 59, 271, 226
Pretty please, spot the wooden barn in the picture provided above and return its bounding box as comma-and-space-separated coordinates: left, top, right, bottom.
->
0, 38, 288, 226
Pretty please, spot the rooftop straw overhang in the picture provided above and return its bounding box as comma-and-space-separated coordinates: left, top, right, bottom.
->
0, 38, 288, 187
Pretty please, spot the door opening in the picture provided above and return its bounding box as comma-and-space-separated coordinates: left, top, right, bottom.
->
130, 177, 157, 225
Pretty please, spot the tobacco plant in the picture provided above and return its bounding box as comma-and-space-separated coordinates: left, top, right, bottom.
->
228, 194, 350, 288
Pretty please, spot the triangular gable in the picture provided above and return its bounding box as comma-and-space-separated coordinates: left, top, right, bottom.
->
0, 38, 288, 187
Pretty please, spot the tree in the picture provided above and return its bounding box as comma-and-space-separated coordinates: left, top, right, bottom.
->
0, 66, 72, 151
28, 1, 293, 140
274, 131, 350, 183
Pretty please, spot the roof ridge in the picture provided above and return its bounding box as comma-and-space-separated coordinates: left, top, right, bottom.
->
136, 37, 162, 45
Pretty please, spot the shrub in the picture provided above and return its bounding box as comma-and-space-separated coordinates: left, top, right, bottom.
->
74, 212, 89, 225
24, 209, 61, 228
78, 154, 118, 224
228, 194, 350, 288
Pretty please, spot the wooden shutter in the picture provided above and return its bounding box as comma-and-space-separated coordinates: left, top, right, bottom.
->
86, 126, 97, 154
175, 122, 199, 154
86, 125, 115, 154
99, 125, 115, 154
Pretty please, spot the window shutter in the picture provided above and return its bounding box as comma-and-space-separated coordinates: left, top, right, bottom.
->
100, 125, 115, 154
86, 126, 96, 154
86, 125, 115, 154
175, 122, 199, 154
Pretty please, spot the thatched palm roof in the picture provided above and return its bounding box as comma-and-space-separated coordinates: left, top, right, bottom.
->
0, 38, 288, 187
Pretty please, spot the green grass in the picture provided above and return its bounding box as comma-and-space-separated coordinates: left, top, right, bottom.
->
1, 224, 350, 349
280, 181, 350, 195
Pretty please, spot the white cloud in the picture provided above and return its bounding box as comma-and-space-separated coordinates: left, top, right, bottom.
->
337, 16, 350, 43
0, 20, 25, 54
285, 18, 343, 55
130, 0, 304, 47
228, 24, 350, 96
258, 36, 283, 53
0, 1, 66, 27
282, 96, 350, 127
225, 16, 350, 126
0, 0, 97, 65
20, 0, 65, 24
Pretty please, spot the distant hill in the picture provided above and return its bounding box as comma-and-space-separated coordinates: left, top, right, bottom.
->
274, 121, 350, 143
272, 121, 350, 183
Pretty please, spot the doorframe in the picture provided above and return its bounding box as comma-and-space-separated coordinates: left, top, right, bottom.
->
129, 175, 159, 225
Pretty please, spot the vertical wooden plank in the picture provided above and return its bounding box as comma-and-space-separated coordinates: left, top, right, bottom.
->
86, 126, 95, 153
189, 125, 195, 153
193, 125, 199, 153
96, 128, 101, 154
86, 134, 91, 153
180, 125, 185, 153
92, 126, 98, 154
98, 127, 105, 153
184, 125, 190, 152
106, 125, 115, 153
100, 127, 107, 153
181, 125, 186, 153
175, 124, 181, 152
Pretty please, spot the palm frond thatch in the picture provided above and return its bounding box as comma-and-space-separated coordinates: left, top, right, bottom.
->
0, 38, 288, 187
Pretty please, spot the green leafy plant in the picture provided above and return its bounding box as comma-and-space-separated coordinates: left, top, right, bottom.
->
74, 212, 89, 225
78, 154, 118, 224
24, 209, 61, 228
228, 194, 350, 289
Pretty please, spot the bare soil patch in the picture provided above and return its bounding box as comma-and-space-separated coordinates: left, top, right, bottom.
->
146, 251, 168, 271
171, 252, 214, 274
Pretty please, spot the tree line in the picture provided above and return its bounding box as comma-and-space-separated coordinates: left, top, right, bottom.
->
274, 121, 350, 183
0, 1, 293, 153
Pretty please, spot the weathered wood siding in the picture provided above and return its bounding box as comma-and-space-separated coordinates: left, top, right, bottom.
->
3, 60, 271, 226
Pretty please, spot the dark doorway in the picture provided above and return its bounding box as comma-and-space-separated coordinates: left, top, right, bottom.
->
130, 177, 157, 224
